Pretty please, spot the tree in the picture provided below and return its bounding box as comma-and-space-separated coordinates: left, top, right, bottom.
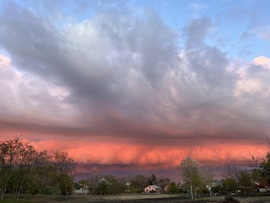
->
97, 179, 109, 195
0, 138, 48, 200
201, 166, 215, 196
103, 175, 122, 194
180, 157, 202, 199
49, 151, 75, 195
180, 157, 215, 198
0, 138, 75, 199
238, 170, 252, 187
129, 174, 148, 193
12, 140, 47, 200
167, 182, 179, 194
148, 174, 157, 185
0, 138, 19, 199
87, 175, 103, 194
158, 177, 171, 188
258, 153, 270, 183
57, 173, 74, 195
222, 164, 240, 193
222, 178, 238, 192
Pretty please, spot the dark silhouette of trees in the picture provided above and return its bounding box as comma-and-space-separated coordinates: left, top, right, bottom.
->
0, 137, 75, 199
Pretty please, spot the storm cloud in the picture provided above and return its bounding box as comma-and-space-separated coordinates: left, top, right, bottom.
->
0, 1, 269, 174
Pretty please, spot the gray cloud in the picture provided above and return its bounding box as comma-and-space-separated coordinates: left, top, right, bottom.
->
0, 1, 269, 148
184, 17, 212, 48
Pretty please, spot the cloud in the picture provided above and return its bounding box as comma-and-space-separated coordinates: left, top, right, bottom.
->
183, 17, 212, 48
0, 55, 80, 140
32, 139, 268, 168
0, 1, 269, 173
253, 26, 270, 40
252, 56, 270, 68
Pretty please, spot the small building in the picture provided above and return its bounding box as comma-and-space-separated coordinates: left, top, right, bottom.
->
254, 181, 270, 193
144, 185, 162, 193
73, 182, 90, 195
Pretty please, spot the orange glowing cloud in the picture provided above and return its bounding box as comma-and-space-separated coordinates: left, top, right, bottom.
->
32, 139, 268, 171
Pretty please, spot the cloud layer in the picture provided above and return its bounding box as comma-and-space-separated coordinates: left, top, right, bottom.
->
0, 1, 270, 176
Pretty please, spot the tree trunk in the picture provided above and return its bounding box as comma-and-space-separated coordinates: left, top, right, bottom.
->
190, 183, 193, 199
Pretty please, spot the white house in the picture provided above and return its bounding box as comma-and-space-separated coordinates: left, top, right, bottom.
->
73, 182, 90, 195
73, 187, 90, 195
144, 185, 162, 193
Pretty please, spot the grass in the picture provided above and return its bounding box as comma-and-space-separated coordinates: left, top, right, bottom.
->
0, 200, 33, 203
1, 194, 270, 203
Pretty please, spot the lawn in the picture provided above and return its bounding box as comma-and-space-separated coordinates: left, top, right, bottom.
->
1, 194, 270, 203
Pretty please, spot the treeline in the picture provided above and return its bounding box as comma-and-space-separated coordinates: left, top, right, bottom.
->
218, 153, 270, 194
78, 173, 179, 195
2, 137, 270, 200
0, 138, 75, 200
179, 152, 270, 199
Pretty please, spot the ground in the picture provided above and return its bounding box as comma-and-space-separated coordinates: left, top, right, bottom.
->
2, 194, 270, 203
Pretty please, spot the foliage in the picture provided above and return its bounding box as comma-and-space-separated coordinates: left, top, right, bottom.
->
238, 170, 253, 187
258, 153, 270, 183
158, 177, 171, 188
129, 174, 149, 193
167, 182, 179, 194
57, 173, 74, 195
0, 137, 75, 199
103, 175, 123, 194
222, 178, 238, 192
180, 157, 203, 199
87, 175, 102, 194
97, 179, 109, 195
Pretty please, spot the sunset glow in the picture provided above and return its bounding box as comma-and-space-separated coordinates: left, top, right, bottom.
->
0, 0, 270, 180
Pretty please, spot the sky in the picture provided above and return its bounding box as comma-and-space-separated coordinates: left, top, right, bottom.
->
0, 0, 270, 181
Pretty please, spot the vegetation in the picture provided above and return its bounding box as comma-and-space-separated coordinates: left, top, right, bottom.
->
179, 157, 215, 199
0, 137, 75, 200
3, 137, 270, 201
178, 148, 270, 199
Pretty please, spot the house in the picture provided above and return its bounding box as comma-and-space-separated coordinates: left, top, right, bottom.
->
254, 181, 270, 193
144, 185, 162, 193
73, 182, 90, 195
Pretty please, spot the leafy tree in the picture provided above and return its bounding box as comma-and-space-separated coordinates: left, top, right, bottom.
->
119, 176, 129, 193
258, 152, 270, 183
103, 175, 122, 194
180, 158, 215, 198
50, 151, 75, 195
167, 182, 179, 194
180, 157, 202, 199
222, 178, 238, 192
0, 138, 19, 199
13, 140, 47, 200
0, 138, 48, 199
0, 138, 75, 199
97, 179, 109, 195
238, 170, 252, 187
57, 173, 74, 195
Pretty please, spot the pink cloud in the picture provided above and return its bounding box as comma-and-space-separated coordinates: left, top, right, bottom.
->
32, 139, 268, 170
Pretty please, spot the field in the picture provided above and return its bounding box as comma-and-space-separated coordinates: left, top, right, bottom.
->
1, 194, 270, 203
